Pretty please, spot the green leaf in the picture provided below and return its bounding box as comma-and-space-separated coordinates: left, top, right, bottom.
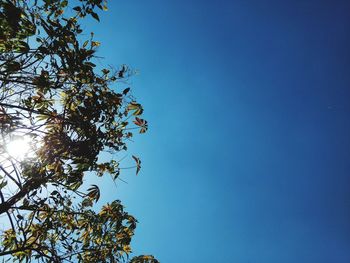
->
127, 102, 143, 116
61, 0, 68, 7
91, 41, 100, 47
0, 180, 7, 189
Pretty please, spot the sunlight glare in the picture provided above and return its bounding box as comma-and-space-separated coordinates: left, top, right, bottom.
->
6, 137, 33, 160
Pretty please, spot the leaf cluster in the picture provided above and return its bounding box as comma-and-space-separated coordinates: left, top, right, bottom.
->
0, 0, 156, 262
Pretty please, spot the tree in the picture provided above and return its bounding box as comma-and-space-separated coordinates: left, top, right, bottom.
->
0, 0, 157, 262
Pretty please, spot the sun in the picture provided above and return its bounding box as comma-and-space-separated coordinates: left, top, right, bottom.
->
6, 136, 33, 160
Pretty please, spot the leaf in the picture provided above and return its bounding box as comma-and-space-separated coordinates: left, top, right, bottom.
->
118, 65, 126, 78
132, 155, 141, 175
17, 41, 30, 52
102, 68, 110, 74
83, 40, 89, 47
130, 255, 159, 263
51, 190, 60, 196
91, 12, 100, 21
87, 184, 100, 202
127, 102, 143, 116
5, 61, 21, 72
61, 0, 68, 8
55, 9, 64, 16
0, 180, 7, 189
91, 41, 100, 47
73, 6, 81, 12
123, 87, 130, 95
133, 117, 148, 133
82, 198, 93, 207
123, 244, 132, 253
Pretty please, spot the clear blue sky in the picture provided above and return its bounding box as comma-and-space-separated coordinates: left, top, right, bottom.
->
92, 1, 350, 262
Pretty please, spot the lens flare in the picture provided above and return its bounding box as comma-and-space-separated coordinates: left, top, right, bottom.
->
6, 137, 33, 160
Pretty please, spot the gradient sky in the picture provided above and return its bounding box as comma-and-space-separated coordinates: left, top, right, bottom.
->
91, 1, 350, 262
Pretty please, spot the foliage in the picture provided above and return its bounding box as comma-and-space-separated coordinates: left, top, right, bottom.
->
0, 0, 156, 262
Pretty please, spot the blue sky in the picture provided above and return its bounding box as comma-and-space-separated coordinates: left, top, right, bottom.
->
92, 1, 350, 262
